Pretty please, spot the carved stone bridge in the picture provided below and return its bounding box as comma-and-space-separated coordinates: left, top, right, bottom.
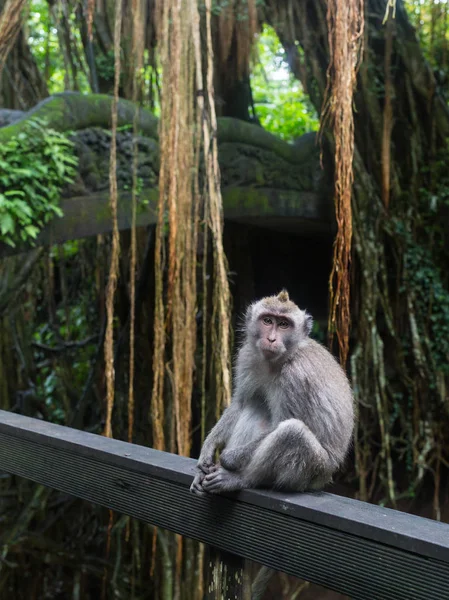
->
0, 93, 332, 255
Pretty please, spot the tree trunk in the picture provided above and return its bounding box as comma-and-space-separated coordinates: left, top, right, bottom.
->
0, 29, 48, 109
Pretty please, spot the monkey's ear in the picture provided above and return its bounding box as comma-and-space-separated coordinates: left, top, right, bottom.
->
303, 312, 313, 337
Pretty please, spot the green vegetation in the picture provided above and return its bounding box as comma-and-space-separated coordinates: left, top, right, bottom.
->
393, 152, 449, 381
252, 25, 319, 140
0, 119, 78, 247
33, 265, 98, 424
405, 0, 449, 81
28, 0, 90, 93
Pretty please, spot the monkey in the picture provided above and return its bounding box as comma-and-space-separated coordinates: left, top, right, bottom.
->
190, 289, 354, 497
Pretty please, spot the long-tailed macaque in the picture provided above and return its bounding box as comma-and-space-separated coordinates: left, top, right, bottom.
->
190, 290, 353, 496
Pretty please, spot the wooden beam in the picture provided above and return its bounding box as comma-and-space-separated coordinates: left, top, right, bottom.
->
1, 410, 447, 599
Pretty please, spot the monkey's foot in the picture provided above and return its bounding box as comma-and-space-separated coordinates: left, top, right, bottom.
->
202, 466, 246, 494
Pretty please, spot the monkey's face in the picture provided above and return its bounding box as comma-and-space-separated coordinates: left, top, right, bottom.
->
245, 294, 313, 364
253, 313, 298, 362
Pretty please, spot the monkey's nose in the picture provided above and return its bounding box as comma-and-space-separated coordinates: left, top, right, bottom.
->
268, 337, 276, 343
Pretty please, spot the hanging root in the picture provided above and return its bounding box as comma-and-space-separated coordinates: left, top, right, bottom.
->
322, 0, 364, 367
103, 0, 122, 440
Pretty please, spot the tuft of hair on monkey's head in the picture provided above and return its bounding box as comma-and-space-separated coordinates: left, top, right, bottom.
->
259, 289, 298, 314
277, 289, 289, 303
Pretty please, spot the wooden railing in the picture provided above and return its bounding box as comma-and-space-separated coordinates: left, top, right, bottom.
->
0, 409, 448, 599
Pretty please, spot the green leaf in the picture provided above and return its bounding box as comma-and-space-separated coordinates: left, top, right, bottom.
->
24, 224, 40, 238
4, 189, 25, 197
0, 213, 15, 236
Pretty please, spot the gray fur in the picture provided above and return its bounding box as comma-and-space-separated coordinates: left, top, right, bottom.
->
190, 291, 354, 497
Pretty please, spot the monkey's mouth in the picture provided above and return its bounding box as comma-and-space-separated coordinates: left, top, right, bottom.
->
260, 344, 284, 358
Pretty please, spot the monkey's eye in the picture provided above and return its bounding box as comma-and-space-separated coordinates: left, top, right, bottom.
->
278, 320, 290, 329
262, 317, 273, 325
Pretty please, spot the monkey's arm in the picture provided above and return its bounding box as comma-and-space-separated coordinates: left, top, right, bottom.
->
197, 403, 241, 470
190, 403, 241, 496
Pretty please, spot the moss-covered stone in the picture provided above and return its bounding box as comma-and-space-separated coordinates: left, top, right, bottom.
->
0, 93, 331, 255
0, 93, 159, 144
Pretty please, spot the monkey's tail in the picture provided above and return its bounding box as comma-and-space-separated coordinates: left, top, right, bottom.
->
251, 566, 274, 600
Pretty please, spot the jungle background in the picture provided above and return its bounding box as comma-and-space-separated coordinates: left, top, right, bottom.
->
0, 0, 448, 598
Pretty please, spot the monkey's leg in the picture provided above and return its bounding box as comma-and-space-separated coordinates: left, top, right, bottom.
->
219, 433, 271, 471
202, 419, 331, 494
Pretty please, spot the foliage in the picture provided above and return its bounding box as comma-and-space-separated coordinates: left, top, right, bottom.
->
251, 25, 319, 140
27, 0, 91, 93
27, 0, 159, 99
29, 239, 99, 424
33, 305, 97, 423
393, 151, 449, 379
391, 215, 449, 376
404, 238, 449, 376
0, 119, 78, 247
27, 0, 63, 93
404, 0, 449, 97
95, 50, 115, 82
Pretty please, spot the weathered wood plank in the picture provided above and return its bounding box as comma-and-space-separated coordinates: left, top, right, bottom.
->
1, 410, 448, 600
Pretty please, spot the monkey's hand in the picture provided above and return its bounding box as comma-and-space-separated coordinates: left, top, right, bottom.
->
190, 458, 218, 496
190, 469, 207, 496
197, 456, 216, 474
202, 466, 246, 494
